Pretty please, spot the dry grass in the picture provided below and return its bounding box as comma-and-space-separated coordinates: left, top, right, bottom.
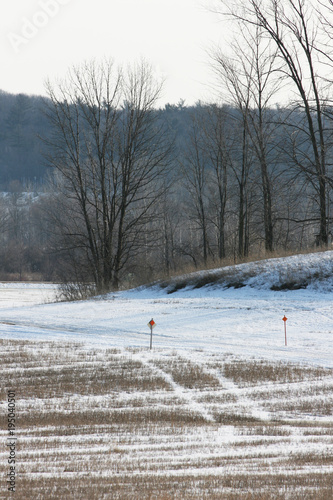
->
221, 359, 331, 386
13, 472, 333, 500
154, 356, 221, 389
0, 339, 332, 499
0, 344, 170, 401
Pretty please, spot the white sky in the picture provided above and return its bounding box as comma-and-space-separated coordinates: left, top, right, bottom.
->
1, 0, 224, 106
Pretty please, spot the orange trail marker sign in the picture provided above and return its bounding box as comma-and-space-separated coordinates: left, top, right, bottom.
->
282, 315, 287, 346
148, 319, 156, 349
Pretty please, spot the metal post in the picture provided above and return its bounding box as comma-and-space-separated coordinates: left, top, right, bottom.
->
148, 319, 155, 350
284, 321, 287, 346
282, 315, 287, 346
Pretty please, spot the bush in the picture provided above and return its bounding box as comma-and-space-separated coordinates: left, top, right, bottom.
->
56, 281, 97, 302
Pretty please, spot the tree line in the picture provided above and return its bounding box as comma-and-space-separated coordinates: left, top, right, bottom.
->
1, 0, 333, 292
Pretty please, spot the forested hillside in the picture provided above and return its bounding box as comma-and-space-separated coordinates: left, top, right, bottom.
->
0, 84, 331, 287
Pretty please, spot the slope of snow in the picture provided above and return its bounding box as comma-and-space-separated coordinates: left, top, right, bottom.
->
146, 250, 333, 294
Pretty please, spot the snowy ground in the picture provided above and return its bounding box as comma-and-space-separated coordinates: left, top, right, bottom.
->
0, 282, 57, 309
0, 256, 333, 368
0, 253, 332, 498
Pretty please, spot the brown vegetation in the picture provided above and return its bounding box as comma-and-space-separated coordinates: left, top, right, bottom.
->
0, 339, 332, 499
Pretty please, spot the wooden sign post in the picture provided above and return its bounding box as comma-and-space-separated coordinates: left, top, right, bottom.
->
148, 319, 156, 349
282, 315, 288, 346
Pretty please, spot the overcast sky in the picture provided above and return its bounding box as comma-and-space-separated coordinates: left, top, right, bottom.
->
2, 0, 223, 106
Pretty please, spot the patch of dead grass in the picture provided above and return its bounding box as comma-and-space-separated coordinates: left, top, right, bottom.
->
1, 339, 333, 499
221, 359, 332, 386
154, 356, 220, 389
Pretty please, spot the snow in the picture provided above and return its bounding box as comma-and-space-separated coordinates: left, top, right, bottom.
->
0, 282, 57, 309
0, 252, 333, 368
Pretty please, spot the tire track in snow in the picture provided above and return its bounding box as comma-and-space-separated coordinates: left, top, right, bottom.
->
131, 351, 216, 423
178, 351, 274, 422
216, 371, 273, 422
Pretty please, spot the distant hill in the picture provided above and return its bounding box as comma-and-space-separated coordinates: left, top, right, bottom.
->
0, 90, 294, 191
0, 91, 53, 189
0, 91, 193, 190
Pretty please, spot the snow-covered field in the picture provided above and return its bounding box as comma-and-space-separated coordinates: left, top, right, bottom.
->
0, 282, 57, 309
0, 253, 332, 498
0, 252, 333, 367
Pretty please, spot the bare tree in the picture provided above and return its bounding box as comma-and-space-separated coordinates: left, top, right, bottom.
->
181, 109, 211, 265
43, 59, 173, 292
218, 0, 333, 246
199, 104, 230, 260
212, 22, 282, 253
